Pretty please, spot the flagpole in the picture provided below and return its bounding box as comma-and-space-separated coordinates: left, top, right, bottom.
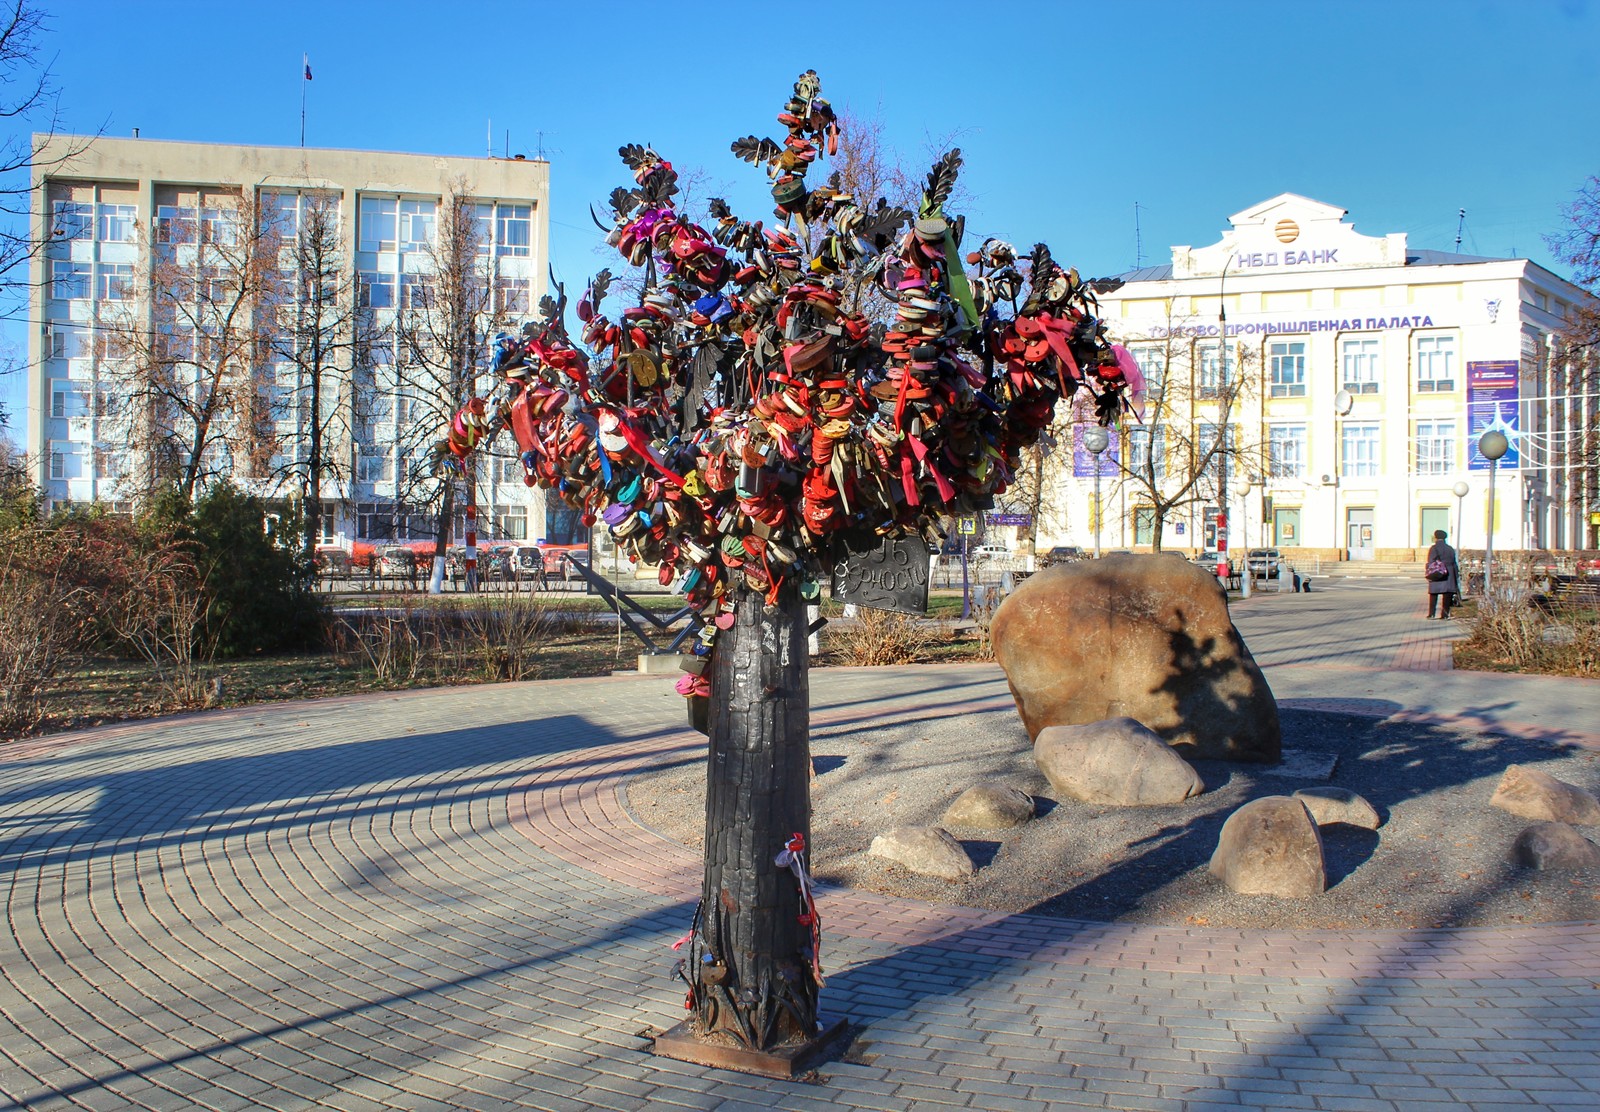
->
300, 53, 308, 147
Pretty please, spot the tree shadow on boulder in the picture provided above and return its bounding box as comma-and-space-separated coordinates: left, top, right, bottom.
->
1149, 619, 1281, 763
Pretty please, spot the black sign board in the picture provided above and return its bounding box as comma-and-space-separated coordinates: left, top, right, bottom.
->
831, 531, 931, 615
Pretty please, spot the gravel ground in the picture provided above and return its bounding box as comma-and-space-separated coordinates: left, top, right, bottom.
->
623, 706, 1600, 930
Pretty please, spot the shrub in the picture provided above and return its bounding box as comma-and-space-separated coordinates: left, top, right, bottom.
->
144, 484, 323, 657
829, 607, 933, 666
0, 529, 86, 736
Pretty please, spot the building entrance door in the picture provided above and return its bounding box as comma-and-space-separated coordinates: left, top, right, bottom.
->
1347, 508, 1375, 561
1272, 507, 1301, 547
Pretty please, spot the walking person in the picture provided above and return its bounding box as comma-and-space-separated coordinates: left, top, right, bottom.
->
1424, 529, 1459, 619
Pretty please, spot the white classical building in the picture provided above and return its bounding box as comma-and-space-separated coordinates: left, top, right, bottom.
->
24, 136, 579, 547
1041, 194, 1596, 561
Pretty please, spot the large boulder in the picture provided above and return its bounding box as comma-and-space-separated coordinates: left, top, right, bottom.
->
1490, 765, 1600, 825
992, 553, 1280, 762
1034, 717, 1204, 805
1209, 796, 1326, 897
941, 784, 1036, 829
868, 827, 975, 881
1511, 822, 1600, 871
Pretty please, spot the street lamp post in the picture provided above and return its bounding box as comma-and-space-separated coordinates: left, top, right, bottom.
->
1332, 388, 1354, 559
1238, 478, 1254, 598
1083, 427, 1110, 558
1451, 480, 1470, 563
1215, 259, 1232, 581
1479, 430, 1508, 600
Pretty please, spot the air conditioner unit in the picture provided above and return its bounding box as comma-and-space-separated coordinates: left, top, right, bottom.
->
1320, 474, 1338, 486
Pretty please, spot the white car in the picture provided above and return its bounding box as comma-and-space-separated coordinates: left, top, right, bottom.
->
972, 543, 1012, 560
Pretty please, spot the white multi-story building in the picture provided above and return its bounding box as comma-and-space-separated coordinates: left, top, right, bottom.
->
25, 135, 574, 547
1042, 194, 1597, 560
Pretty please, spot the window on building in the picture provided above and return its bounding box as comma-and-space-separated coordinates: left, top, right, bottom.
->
1340, 337, 1379, 394
399, 273, 432, 310
357, 453, 393, 483
49, 449, 66, 480
48, 324, 90, 360
1414, 420, 1456, 475
491, 505, 529, 540
95, 449, 127, 479
1198, 343, 1230, 398
53, 201, 93, 241
358, 197, 398, 252
1197, 422, 1234, 484
399, 200, 435, 252
1269, 340, 1307, 397
488, 454, 523, 485
1416, 335, 1456, 392
360, 271, 395, 309
155, 205, 197, 244
51, 383, 89, 419
200, 205, 239, 245
1341, 422, 1380, 478
1127, 427, 1165, 478
494, 276, 530, 316
52, 259, 90, 301
1268, 424, 1307, 478
496, 204, 532, 256
96, 204, 136, 243
97, 263, 133, 302
1133, 508, 1157, 547
1127, 345, 1165, 398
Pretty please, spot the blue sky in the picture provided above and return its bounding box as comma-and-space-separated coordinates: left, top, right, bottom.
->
5, 0, 1597, 438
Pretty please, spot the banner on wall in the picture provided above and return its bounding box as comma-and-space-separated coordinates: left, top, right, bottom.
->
1072, 424, 1120, 477
1466, 360, 1519, 471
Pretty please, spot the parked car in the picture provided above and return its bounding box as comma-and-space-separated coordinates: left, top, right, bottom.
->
313, 547, 351, 577
972, 543, 1011, 561
375, 545, 417, 579
1038, 545, 1086, 568
482, 546, 513, 580
442, 545, 514, 583
1247, 548, 1284, 578
511, 545, 547, 583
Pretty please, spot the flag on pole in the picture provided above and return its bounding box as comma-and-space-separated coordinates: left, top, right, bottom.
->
303, 55, 313, 81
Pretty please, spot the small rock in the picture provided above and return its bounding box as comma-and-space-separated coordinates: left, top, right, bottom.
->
868, 827, 974, 881
1490, 765, 1600, 825
1034, 717, 1204, 806
941, 785, 1035, 829
1209, 796, 1327, 897
1511, 822, 1600, 870
1293, 787, 1381, 829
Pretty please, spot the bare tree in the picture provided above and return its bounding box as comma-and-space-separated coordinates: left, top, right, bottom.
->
1545, 176, 1600, 522
0, 0, 97, 425
100, 190, 286, 500
385, 182, 516, 586
266, 191, 366, 564
1100, 304, 1267, 552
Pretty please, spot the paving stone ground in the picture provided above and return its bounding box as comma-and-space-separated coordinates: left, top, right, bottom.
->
1, 577, 1597, 1111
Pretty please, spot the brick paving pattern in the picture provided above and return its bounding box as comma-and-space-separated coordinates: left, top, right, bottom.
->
1, 578, 1597, 1110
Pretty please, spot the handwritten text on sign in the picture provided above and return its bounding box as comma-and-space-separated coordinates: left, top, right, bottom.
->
832, 533, 931, 616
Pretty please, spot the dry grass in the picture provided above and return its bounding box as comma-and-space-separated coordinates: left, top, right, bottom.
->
1455, 595, 1600, 677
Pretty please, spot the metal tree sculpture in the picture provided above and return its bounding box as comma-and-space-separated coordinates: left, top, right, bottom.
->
435, 71, 1137, 1070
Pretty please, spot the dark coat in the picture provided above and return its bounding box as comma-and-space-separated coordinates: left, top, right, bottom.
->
1426, 540, 1459, 595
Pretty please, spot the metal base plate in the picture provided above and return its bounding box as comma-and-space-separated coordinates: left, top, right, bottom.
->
651, 1016, 849, 1080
